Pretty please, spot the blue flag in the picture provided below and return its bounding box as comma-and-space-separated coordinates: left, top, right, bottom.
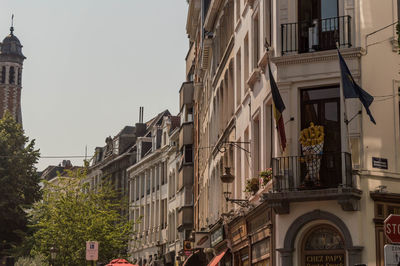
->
338, 50, 376, 124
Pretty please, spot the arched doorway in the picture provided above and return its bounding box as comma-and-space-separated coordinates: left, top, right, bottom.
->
278, 210, 363, 266
301, 224, 346, 266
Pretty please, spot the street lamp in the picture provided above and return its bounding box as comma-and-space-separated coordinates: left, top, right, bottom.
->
50, 246, 57, 266
220, 167, 249, 208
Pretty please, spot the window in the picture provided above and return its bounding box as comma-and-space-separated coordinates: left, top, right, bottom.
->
9, 66, 15, 84
183, 145, 193, 164
1, 67, 5, 83
17, 68, 21, 85
253, 12, 260, 69
264, 0, 271, 46
300, 86, 341, 187
244, 34, 249, 84
236, 49, 242, 106
252, 115, 260, 176
244, 128, 250, 180
301, 225, 345, 266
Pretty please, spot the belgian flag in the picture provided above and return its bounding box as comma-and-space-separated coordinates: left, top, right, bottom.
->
268, 63, 287, 151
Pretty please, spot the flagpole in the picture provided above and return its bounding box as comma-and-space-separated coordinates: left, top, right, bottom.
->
337, 45, 352, 187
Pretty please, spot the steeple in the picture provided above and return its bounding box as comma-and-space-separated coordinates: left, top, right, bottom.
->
0, 15, 26, 125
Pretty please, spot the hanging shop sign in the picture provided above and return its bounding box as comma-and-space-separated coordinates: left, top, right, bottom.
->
194, 232, 211, 249
211, 227, 224, 247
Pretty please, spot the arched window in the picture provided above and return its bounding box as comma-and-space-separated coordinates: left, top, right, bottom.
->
1, 66, 5, 83
9, 66, 15, 84
17, 68, 22, 85
301, 225, 345, 266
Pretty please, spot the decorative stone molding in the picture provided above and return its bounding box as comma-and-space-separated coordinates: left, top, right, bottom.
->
278, 209, 363, 266
271, 47, 362, 66
246, 68, 261, 89
391, 37, 399, 53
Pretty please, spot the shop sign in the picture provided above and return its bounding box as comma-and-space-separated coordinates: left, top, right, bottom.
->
304, 254, 344, 265
384, 244, 400, 266
211, 227, 224, 247
194, 232, 211, 249
372, 157, 388, 169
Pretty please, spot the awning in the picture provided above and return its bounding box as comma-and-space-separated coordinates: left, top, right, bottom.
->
182, 253, 194, 266
207, 248, 228, 266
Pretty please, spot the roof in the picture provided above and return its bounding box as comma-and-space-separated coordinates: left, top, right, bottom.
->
0, 28, 25, 59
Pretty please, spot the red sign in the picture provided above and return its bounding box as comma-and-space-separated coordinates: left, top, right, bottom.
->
384, 214, 400, 243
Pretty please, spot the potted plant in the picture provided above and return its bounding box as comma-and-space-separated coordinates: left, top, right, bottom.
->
259, 168, 272, 186
245, 177, 260, 194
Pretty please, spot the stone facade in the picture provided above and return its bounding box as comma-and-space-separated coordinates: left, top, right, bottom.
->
185, 0, 400, 265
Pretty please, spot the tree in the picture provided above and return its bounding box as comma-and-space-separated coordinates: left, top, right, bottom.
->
0, 112, 41, 256
30, 167, 135, 266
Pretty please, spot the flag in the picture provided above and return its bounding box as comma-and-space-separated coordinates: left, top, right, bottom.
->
268, 63, 287, 151
337, 50, 376, 124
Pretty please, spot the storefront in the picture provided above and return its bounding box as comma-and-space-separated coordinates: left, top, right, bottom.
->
208, 223, 232, 266
230, 218, 249, 266
229, 202, 274, 266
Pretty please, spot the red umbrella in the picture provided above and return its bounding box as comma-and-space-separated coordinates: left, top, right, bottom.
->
106, 258, 138, 266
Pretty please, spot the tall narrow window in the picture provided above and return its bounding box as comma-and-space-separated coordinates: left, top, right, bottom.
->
253, 115, 260, 176
1, 67, 5, 83
244, 34, 249, 85
236, 49, 242, 107
244, 128, 250, 180
17, 68, 21, 85
236, 137, 242, 199
9, 66, 15, 84
253, 13, 260, 69
264, 0, 271, 46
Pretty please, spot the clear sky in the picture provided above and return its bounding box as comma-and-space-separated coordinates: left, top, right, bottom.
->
0, 1, 189, 171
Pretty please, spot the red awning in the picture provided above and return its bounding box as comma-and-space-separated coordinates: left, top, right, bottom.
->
207, 248, 228, 266
182, 253, 194, 266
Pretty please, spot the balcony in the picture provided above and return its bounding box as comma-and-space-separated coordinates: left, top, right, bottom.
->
179, 122, 194, 150
281, 15, 352, 55
177, 206, 193, 231
179, 82, 194, 110
263, 152, 362, 214
178, 165, 194, 191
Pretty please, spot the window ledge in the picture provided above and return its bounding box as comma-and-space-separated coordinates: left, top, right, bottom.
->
246, 68, 261, 89
258, 48, 274, 72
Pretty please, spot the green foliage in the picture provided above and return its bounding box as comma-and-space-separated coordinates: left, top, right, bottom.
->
30, 168, 135, 266
15, 253, 48, 266
0, 112, 41, 256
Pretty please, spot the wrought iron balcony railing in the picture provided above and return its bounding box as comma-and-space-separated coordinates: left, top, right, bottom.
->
281, 15, 352, 55
272, 152, 352, 191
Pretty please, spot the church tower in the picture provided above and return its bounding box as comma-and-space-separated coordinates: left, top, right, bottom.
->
0, 17, 26, 125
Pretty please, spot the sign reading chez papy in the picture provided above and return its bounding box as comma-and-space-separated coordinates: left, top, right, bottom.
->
305, 254, 344, 266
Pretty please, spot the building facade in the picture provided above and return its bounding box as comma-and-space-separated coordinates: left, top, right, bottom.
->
0, 25, 25, 125
127, 110, 173, 265
185, 0, 400, 265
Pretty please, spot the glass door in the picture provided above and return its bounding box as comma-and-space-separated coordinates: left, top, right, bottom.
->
300, 86, 341, 188
298, 0, 338, 52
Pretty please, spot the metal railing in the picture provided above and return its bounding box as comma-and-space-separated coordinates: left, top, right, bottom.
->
281, 15, 352, 55
272, 152, 352, 191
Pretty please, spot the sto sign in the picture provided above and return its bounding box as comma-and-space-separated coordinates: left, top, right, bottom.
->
384, 214, 400, 243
